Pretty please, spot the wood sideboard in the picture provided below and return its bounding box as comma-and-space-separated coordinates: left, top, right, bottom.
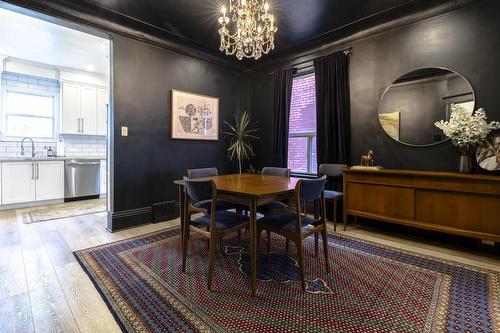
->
343, 168, 500, 242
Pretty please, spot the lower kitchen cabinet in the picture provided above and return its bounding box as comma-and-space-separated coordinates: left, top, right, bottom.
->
35, 161, 65, 201
1, 162, 36, 204
1, 161, 64, 205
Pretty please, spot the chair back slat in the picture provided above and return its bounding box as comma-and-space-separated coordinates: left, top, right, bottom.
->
298, 176, 327, 202
261, 167, 291, 177
183, 177, 213, 203
318, 164, 346, 178
187, 167, 218, 179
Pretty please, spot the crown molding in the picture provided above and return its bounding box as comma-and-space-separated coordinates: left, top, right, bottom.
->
0, 0, 249, 72
250, 0, 484, 71
1, 0, 484, 73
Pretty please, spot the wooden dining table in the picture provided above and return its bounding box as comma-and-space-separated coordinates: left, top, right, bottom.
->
174, 173, 300, 296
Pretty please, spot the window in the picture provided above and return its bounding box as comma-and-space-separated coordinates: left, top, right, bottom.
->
4, 90, 55, 138
287, 72, 317, 174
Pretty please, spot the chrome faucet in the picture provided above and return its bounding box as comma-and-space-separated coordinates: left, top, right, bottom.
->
21, 137, 36, 157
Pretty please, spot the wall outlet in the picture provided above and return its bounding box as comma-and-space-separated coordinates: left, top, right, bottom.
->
121, 126, 128, 136
481, 239, 495, 246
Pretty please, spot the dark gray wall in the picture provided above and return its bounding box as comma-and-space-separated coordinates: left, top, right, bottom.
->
250, 0, 500, 171
111, 35, 248, 229
109, 0, 500, 230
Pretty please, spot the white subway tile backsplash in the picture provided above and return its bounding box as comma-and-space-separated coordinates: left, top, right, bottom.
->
0, 71, 107, 159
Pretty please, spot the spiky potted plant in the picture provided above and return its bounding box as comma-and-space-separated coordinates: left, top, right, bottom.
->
224, 111, 259, 173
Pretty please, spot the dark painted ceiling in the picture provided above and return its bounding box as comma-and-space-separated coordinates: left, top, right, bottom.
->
82, 0, 415, 58
5, 0, 476, 68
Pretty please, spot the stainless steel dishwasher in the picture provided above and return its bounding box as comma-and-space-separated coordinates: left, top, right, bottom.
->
65, 159, 101, 200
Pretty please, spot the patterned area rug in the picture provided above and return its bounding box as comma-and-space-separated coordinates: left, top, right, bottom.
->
22, 199, 106, 223
74, 227, 500, 333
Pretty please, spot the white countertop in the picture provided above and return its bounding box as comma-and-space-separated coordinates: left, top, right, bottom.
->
0, 156, 106, 162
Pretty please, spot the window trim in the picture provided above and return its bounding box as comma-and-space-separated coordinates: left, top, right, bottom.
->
1, 85, 59, 141
287, 71, 317, 175
289, 131, 316, 174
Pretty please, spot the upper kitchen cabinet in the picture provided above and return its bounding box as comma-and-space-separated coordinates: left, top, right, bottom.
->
61, 82, 81, 134
80, 85, 98, 134
60, 71, 109, 136
97, 88, 109, 136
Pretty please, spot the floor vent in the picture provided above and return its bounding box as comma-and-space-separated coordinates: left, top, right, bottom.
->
152, 200, 177, 223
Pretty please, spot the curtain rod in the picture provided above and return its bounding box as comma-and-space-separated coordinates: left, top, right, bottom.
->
269, 47, 352, 75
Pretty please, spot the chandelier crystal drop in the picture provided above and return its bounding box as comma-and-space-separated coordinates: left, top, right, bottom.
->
218, 0, 278, 60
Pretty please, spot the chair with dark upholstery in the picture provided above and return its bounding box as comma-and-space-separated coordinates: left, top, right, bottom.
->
318, 164, 347, 231
182, 178, 249, 290
257, 176, 329, 291
257, 167, 291, 247
187, 167, 219, 179
258, 167, 291, 215
261, 167, 291, 177
186, 167, 237, 213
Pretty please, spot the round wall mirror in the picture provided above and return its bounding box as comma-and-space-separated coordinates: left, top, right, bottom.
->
378, 68, 475, 146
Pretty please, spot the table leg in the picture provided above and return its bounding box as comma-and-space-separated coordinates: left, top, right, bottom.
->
179, 185, 186, 242
249, 197, 257, 297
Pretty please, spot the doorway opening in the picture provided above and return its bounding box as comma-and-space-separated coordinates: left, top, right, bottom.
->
0, 2, 113, 226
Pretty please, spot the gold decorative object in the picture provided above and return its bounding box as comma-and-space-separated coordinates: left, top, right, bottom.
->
360, 150, 374, 167
218, 0, 278, 60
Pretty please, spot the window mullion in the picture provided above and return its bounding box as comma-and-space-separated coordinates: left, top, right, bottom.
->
307, 136, 312, 174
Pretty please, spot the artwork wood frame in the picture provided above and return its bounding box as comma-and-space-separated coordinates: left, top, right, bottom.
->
170, 89, 219, 141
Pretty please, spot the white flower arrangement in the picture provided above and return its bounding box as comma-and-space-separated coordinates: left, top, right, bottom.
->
434, 104, 500, 145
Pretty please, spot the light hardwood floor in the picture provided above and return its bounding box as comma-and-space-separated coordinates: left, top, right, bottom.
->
0, 210, 499, 333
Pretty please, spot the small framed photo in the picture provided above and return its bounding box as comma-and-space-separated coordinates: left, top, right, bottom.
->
170, 89, 219, 141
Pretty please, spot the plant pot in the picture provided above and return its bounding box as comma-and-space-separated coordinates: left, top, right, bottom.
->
456, 143, 475, 173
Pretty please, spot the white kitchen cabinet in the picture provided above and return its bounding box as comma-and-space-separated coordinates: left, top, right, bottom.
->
1, 161, 64, 205
35, 161, 64, 201
97, 88, 109, 136
80, 86, 98, 135
2, 162, 36, 204
61, 82, 81, 134
61, 81, 108, 136
100, 159, 107, 195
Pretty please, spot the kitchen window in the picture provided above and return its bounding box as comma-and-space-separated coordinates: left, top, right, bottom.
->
3, 89, 56, 139
287, 72, 317, 174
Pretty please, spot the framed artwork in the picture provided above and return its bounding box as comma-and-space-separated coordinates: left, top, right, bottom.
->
170, 89, 219, 141
378, 112, 400, 141
476, 133, 500, 171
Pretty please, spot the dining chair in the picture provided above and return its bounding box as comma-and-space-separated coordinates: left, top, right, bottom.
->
187, 167, 219, 179
318, 164, 347, 231
186, 167, 246, 243
257, 176, 329, 291
186, 167, 235, 213
182, 178, 249, 290
257, 167, 291, 250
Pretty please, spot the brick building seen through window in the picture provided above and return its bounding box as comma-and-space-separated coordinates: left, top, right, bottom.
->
287, 72, 317, 174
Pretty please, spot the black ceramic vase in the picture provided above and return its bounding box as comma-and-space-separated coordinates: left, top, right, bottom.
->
456, 143, 475, 173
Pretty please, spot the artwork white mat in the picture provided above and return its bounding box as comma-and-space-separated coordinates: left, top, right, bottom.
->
170, 89, 219, 140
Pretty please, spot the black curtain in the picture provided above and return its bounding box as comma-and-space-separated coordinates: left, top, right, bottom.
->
314, 51, 351, 172
272, 68, 294, 167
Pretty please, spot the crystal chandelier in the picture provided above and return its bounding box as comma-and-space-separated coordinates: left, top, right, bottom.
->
218, 0, 278, 60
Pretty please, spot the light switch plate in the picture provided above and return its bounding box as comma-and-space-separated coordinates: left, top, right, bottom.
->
121, 126, 128, 136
